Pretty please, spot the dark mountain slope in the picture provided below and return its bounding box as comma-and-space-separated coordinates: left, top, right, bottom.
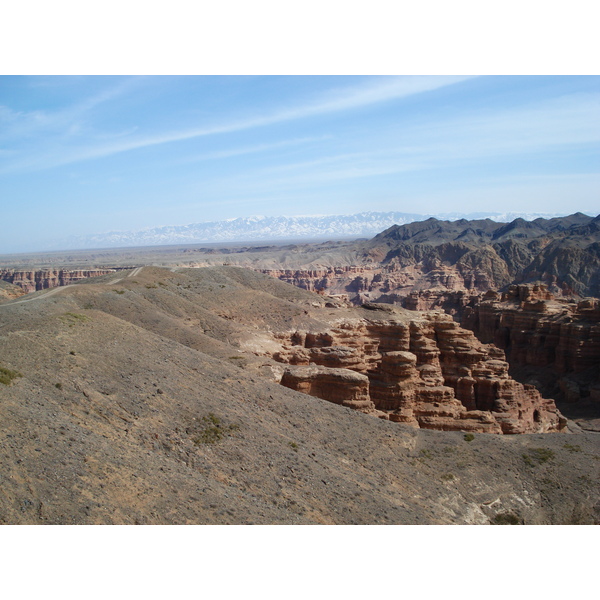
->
354, 213, 600, 297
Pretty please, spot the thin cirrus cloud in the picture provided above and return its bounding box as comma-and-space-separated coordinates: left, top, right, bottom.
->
176, 135, 332, 164
0, 77, 140, 141
293, 93, 600, 171
185, 91, 600, 198
0, 75, 474, 174
190, 151, 427, 197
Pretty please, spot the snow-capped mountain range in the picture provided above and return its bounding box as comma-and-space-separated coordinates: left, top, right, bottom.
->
56, 211, 573, 250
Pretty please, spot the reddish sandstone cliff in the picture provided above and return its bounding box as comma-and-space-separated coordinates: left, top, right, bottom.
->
461, 284, 600, 404
257, 261, 500, 305
268, 307, 565, 434
0, 269, 118, 293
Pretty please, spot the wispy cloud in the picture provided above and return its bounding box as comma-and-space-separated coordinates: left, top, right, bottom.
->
0, 77, 139, 143
177, 135, 331, 163
190, 150, 426, 197
185, 91, 600, 196
0, 76, 473, 173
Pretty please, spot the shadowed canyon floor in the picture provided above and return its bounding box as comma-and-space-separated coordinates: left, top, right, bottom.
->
0, 266, 598, 524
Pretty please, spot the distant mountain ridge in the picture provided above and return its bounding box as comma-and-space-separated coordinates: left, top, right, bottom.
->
250, 213, 600, 299
357, 212, 600, 297
55, 210, 576, 251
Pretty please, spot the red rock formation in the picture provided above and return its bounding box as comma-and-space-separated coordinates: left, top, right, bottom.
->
257, 258, 520, 306
0, 269, 119, 293
401, 289, 482, 320
462, 284, 600, 404
280, 366, 375, 412
257, 266, 378, 295
0, 281, 27, 301
272, 308, 565, 434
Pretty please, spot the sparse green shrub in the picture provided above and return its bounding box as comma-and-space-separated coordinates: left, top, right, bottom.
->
145, 284, 157, 289
67, 312, 88, 320
0, 366, 22, 386
563, 443, 582, 453
441, 473, 455, 481
192, 413, 239, 445
55, 383, 63, 390
522, 454, 534, 467
464, 433, 475, 442
420, 449, 433, 459
59, 312, 90, 325
522, 447, 555, 466
289, 441, 298, 452
83, 302, 94, 309
492, 512, 522, 525
114, 290, 125, 295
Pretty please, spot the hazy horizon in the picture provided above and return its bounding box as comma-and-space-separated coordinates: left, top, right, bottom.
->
0, 209, 597, 257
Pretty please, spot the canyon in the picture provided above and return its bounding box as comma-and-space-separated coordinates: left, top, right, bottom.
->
2, 214, 598, 425
391, 285, 600, 414
461, 285, 600, 422
0, 268, 121, 293
1, 265, 597, 524
0, 213, 598, 524
270, 305, 565, 434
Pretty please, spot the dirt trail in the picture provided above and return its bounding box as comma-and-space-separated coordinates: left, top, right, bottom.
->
0, 267, 144, 307
0, 284, 73, 306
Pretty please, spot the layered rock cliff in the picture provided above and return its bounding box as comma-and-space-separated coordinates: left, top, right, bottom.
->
0, 269, 119, 293
267, 306, 565, 434
257, 261, 488, 305
461, 284, 600, 406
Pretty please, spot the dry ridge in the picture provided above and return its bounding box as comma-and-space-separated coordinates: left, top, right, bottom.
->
0, 266, 598, 524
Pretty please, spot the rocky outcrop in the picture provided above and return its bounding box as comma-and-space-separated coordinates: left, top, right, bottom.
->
401, 289, 483, 320
280, 366, 375, 412
257, 213, 600, 301
462, 284, 600, 405
257, 266, 378, 296
258, 261, 504, 306
0, 269, 119, 293
272, 307, 565, 434
0, 280, 27, 301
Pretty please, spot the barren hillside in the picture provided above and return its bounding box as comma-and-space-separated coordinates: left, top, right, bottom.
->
0, 266, 598, 524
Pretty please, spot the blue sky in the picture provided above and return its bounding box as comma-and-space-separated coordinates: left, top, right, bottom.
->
0, 75, 599, 252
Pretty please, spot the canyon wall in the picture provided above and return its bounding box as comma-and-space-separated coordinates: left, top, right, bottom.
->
0, 269, 119, 293
257, 260, 503, 306
268, 307, 565, 434
460, 284, 600, 404
259, 263, 600, 410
